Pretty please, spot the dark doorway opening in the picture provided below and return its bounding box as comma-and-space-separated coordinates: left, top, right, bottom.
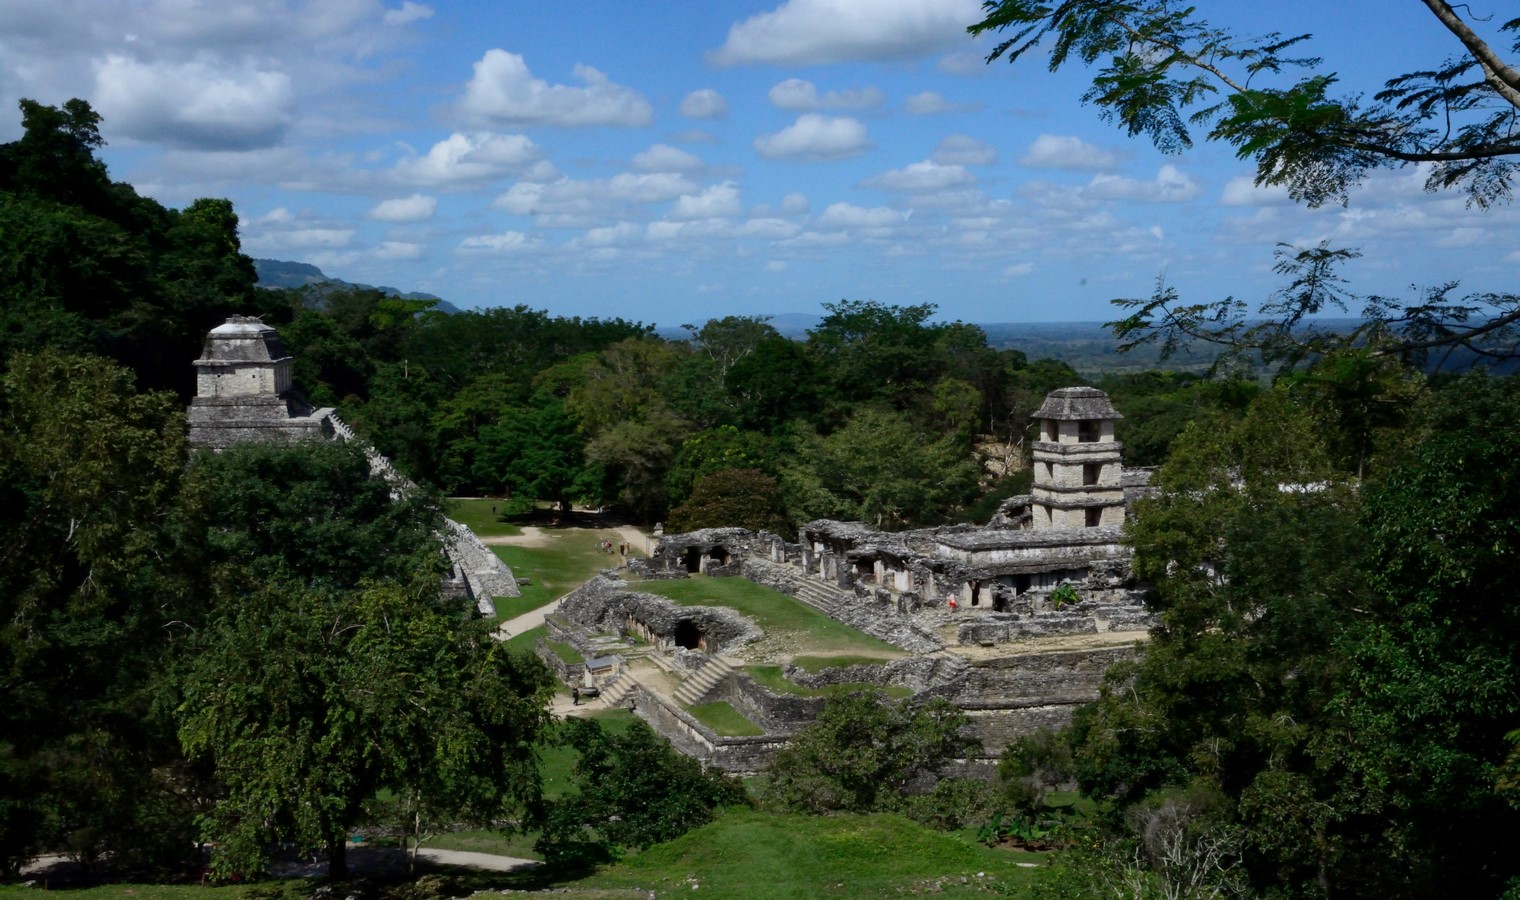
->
1015, 574, 1031, 595
683, 547, 702, 573
673, 619, 703, 650
707, 547, 730, 568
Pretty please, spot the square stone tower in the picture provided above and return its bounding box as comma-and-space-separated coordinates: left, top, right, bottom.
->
186, 315, 333, 450
1029, 387, 1126, 529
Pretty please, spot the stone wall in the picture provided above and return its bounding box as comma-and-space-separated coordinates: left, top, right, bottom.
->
557, 574, 764, 654
627, 684, 793, 774
714, 674, 824, 733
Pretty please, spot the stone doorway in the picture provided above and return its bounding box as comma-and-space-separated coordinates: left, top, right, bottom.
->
673, 619, 704, 651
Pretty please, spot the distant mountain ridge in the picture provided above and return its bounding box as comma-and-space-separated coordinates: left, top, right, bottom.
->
252, 258, 460, 313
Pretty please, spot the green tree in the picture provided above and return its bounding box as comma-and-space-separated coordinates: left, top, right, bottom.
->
667, 467, 792, 534
0, 351, 195, 875
971, 0, 1520, 208
536, 718, 747, 866
664, 425, 776, 508
1323, 375, 1520, 896
180, 440, 555, 879
188, 440, 444, 589
764, 692, 976, 815
178, 581, 554, 879
1066, 389, 1371, 891
805, 300, 953, 412
782, 407, 981, 528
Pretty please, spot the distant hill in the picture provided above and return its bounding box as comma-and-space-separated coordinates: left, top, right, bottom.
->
252, 258, 460, 313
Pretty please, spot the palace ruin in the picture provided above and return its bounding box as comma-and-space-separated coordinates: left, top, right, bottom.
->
544, 386, 1154, 773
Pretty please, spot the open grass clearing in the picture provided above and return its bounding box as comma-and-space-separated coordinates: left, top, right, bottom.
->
489, 530, 621, 607
502, 624, 544, 655
684, 701, 764, 736
490, 594, 550, 621
568, 808, 1042, 899
634, 576, 904, 659
745, 665, 914, 700
444, 498, 523, 537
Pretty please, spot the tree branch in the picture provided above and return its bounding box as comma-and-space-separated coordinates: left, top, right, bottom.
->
1421, 0, 1520, 106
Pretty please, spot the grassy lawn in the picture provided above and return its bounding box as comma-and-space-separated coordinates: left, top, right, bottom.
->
490, 532, 621, 608
792, 654, 899, 672
571, 808, 1042, 899
545, 640, 581, 665
490, 594, 550, 620
685, 701, 764, 736
634, 576, 905, 658
444, 498, 523, 537
502, 624, 544, 654
746, 665, 914, 700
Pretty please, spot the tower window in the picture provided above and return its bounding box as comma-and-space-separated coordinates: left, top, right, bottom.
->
1086, 507, 1102, 527
1083, 463, 1101, 486
1078, 420, 1101, 443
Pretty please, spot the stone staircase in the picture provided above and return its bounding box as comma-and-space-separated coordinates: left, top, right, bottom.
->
788, 577, 853, 616
599, 671, 636, 707
672, 655, 736, 706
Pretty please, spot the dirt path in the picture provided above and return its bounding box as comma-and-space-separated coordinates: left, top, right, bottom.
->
478, 526, 552, 548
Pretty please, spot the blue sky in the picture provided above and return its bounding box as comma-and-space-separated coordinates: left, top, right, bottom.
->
2, 0, 1516, 327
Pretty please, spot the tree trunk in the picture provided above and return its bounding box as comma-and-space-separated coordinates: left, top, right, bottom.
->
328, 838, 348, 880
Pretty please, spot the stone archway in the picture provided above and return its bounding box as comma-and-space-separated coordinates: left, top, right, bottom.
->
673, 619, 703, 650
683, 547, 702, 573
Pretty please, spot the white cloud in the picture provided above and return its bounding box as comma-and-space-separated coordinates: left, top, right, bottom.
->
754, 114, 871, 161
739, 217, 804, 239
393, 132, 546, 187
1003, 262, 1035, 277
581, 222, 645, 247
1085, 165, 1200, 203
1020, 133, 1120, 171
631, 144, 706, 173
863, 160, 975, 192
670, 182, 742, 220
780, 192, 810, 215
932, 134, 997, 166
1220, 175, 1293, 207
493, 173, 698, 226
241, 215, 356, 255
458, 230, 537, 253
607, 172, 700, 202
679, 88, 728, 119
767, 78, 883, 111
383, 2, 433, 26
369, 194, 438, 222
92, 54, 295, 151
459, 49, 653, 128
375, 241, 426, 260
765, 260, 788, 272
904, 91, 979, 115
816, 202, 904, 229
710, 0, 983, 66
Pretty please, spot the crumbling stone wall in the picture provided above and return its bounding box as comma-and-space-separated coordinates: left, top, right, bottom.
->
557, 574, 763, 654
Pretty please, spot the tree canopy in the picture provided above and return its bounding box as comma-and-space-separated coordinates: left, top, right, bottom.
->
971, 0, 1520, 208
